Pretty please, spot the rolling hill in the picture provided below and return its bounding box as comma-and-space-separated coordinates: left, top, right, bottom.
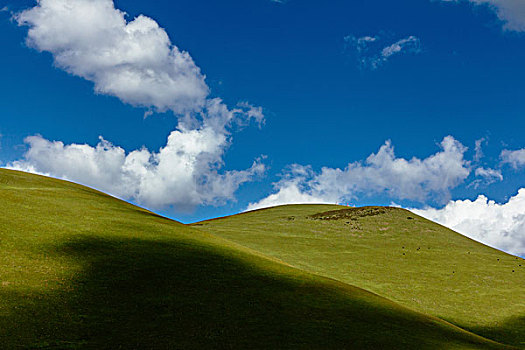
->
192, 205, 525, 348
0, 168, 519, 349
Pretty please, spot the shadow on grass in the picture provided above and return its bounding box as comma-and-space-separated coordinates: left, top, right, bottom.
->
0, 236, 509, 349
461, 316, 525, 349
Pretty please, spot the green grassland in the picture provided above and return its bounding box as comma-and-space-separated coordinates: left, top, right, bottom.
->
193, 205, 525, 348
0, 168, 519, 349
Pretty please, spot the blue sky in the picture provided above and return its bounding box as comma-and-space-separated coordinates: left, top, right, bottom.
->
1, 0, 525, 255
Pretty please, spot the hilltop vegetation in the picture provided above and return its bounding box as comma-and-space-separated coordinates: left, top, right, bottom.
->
0, 169, 519, 349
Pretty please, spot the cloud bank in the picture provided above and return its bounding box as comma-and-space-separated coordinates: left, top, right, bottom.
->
11, 0, 265, 211
8, 100, 265, 211
248, 136, 470, 210
414, 190, 525, 257
344, 34, 421, 70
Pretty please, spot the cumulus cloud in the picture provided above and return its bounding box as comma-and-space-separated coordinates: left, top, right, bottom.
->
16, 0, 209, 114
8, 100, 265, 211
501, 148, 525, 169
247, 136, 470, 210
246, 165, 334, 211
413, 190, 525, 257
442, 0, 525, 32
9, 0, 266, 212
344, 34, 421, 70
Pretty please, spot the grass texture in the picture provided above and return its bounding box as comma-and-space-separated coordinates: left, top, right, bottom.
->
193, 205, 525, 348
0, 169, 518, 349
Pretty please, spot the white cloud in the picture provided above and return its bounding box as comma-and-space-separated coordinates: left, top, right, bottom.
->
8, 100, 265, 211
248, 136, 470, 210
16, 0, 209, 114
474, 137, 486, 161
246, 184, 330, 212
381, 36, 421, 58
246, 165, 334, 211
10, 0, 266, 212
344, 34, 421, 70
442, 0, 525, 32
468, 139, 504, 188
413, 190, 525, 257
474, 167, 503, 182
355, 36, 379, 50
501, 148, 525, 169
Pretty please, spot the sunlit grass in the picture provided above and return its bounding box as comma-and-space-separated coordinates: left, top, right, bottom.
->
194, 205, 525, 348
0, 169, 516, 349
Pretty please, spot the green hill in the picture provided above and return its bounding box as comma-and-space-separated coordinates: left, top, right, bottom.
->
193, 205, 525, 348
0, 168, 516, 349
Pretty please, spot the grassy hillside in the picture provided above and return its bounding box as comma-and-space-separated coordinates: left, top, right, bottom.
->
193, 205, 525, 348
0, 169, 512, 349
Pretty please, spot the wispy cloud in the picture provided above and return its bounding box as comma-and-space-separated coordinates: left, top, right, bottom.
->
501, 148, 525, 168
472, 167, 503, 188
474, 137, 486, 162
344, 34, 421, 70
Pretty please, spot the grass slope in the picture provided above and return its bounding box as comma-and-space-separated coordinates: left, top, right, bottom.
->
193, 205, 525, 348
0, 169, 511, 349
